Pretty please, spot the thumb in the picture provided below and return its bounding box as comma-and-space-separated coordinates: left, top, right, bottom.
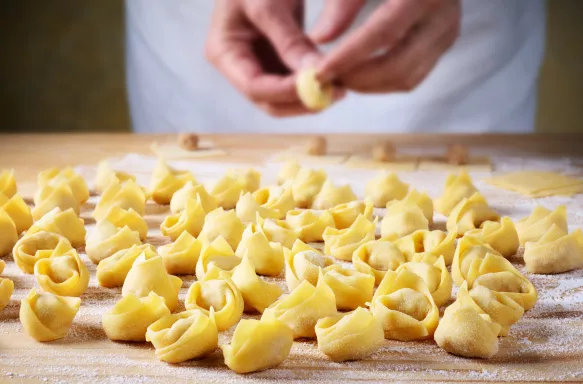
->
309, 0, 366, 44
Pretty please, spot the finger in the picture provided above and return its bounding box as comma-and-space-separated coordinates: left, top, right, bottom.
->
309, 0, 366, 44
259, 87, 347, 117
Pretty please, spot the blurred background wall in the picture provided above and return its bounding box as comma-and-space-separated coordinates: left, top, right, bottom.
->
0, 0, 582, 133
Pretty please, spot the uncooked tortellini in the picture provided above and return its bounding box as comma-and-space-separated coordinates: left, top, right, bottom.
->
228, 168, 261, 193
466, 217, 519, 258
0, 278, 14, 310
296, 68, 333, 111
34, 249, 89, 297
291, 167, 327, 208
315, 308, 384, 362
365, 172, 409, 208
97, 244, 158, 288
311, 180, 357, 210
86, 220, 141, 264
286, 209, 335, 243
515, 205, 568, 245
12, 231, 73, 274
27, 208, 86, 248
235, 192, 279, 223
221, 315, 293, 373
158, 231, 202, 275
323, 215, 377, 261
434, 171, 478, 216
0, 193, 33, 234
330, 198, 374, 230
198, 208, 245, 250
170, 181, 217, 214
252, 185, 295, 219
32, 183, 80, 220
397, 189, 434, 224
231, 256, 283, 313
102, 292, 171, 341
524, 225, 583, 274
93, 179, 147, 220
195, 236, 241, 280
285, 247, 334, 291
277, 160, 301, 185
256, 215, 299, 249
37, 167, 89, 204
0, 209, 18, 257
353, 240, 406, 285
94, 160, 136, 194
393, 230, 456, 265
20, 289, 81, 342
381, 200, 429, 238
446, 192, 499, 237
0, 169, 17, 198
235, 224, 284, 277
149, 159, 196, 205
322, 265, 374, 310
160, 197, 205, 240
102, 206, 148, 241
395, 254, 452, 307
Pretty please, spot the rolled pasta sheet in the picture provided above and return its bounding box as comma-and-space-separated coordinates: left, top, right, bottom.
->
12, 231, 73, 274
146, 309, 218, 363
235, 224, 284, 277
0, 209, 18, 257
353, 240, 406, 285
149, 159, 196, 205
86, 220, 141, 264
235, 192, 279, 223
365, 172, 409, 208
323, 215, 378, 261
32, 183, 80, 221
0, 278, 14, 310
97, 244, 158, 288
198, 208, 245, 250
170, 181, 217, 214
20, 289, 81, 342
393, 230, 456, 265
311, 180, 357, 210
27, 208, 86, 248
160, 196, 205, 240
524, 225, 583, 274
102, 292, 170, 342
94, 160, 136, 194
285, 248, 334, 292
102, 207, 148, 241
0, 193, 33, 234
0, 169, 17, 198
93, 179, 146, 220
465, 217, 519, 258
329, 198, 374, 230
291, 167, 327, 208
211, 174, 244, 210
322, 265, 375, 310
37, 167, 89, 204
252, 185, 295, 219
381, 200, 429, 239
221, 315, 293, 374
446, 192, 500, 237
158, 231, 202, 276
434, 171, 478, 216
396, 254, 452, 307
316, 307, 384, 362
34, 249, 89, 297
256, 215, 299, 249
231, 256, 283, 313
516, 205, 568, 245
286, 209, 336, 243
195, 236, 241, 280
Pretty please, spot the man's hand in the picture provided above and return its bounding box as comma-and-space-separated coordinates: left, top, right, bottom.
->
313, 0, 461, 93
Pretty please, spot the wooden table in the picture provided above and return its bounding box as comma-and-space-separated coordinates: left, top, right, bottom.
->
1, 133, 583, 383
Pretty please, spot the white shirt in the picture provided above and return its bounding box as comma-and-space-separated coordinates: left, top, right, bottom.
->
126, 0, 546, 134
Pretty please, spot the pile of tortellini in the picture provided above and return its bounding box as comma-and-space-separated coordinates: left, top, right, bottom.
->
1, 160, 582, 373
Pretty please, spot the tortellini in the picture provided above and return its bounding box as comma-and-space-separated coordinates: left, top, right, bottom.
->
322, 265, 375, 310
93, 179, 147, 220
38, 167, 89, 204
323, 215, 377, 261
0, 278, 14, 310
28, 208, 86, 248
34, 249, 89, 297
277, 160, 301, 185
235, 224, 284, 277
434, 305, 500, 359
212, 169, 259, 210
296, 68, 333, 111
353, 240, 406, 285
146, 309, 218, 363
285, 248, 334, 291
32, 183, 80, 220
12, 231, 73, 274
256, 215, 299, 249
395, 254, 452, 307
315, 308, 384, 362
446, 192, 499, 237
263, 274, 337, 339
221, 315, 293, 373
170, 181, 217, 214
20, 289, 81, 342
452, 236, 537, 310
395, 189, 433, 224
524, 225, 583, 274
253, 185, 295, 219
466, 217, 519, 258
94, 160, 136, 194
235, 192, 279, 223
102, 206, 148, 241
160, 197, 205, 240
0, 209, 19, 257
381, 200, 429, 238
311, 180, 357, 210
231, 256, 283, 313
0, 193, 33, 234
149, 159, 196, 205
515, 205, 568, 245
195, 236, 241, 280
227, 168, 261, 193
291, 167, 327, 208
86, 220, 141, 264
102, 292, 170, 342
122, 253, 182, 312
0, 169, 17, 198
393, 230, 456, 265
97, 244, 158, 288
365, 172, 409, 208
286, 209, 335, 243
370, 269, 439, 341
198, 208, 245, 250
185, 270, 244, 331
434, 171, 478, 216
330, 198, 374, 230
158, 231, 202, 275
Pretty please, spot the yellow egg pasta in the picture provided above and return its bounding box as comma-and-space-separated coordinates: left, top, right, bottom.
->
13, 231, 73, 274
86, 220, 141, 264
323, 215, 377, 261
93, 179, 147, 220
286, 209, 335, 243
34, 249, 89, 297
97, 244, 158, 288
524, 225, 583, 274
32, 183, 80, 220
277, 160, 301, 185
0, 278, 14, 310
0, 209, 18, 257
28, 208, 86, 248
312, 180, 357, 210
94, 160, 136, 194
252, 185, 295, 219
211, 174, 245, 210
158, 231, 202, 275
235, 224, 284, 277
465, 217, 519, 258
235, 192, 279, 223
38, 167, 89, 204
515, 205, 568, 245
231, 256, 283, 313
256, 214, 299, 249
0, 169, 17, 198
291, 167, 327, 208
434, 171, 478, 216
353, 240, 406, 285
365, 172, 409, 208
0, 193, 33, 234
285, 247, 334, 291
102, 206, 148, 241
198, 207, 245, 250
170, 181, 217, 214
149, 159, 196, 205
195, 236, 241, 280
381, 200, 429, 238
396, 254, 452, 307
392, 229, 456, 265
161, 196, 205, 240
322, 265, 375, 310
446, 192, 499, 237
296, 68, 333, 111
330, 198, 374, 230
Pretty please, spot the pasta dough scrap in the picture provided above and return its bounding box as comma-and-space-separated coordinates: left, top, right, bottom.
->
102, 292, 170, 342
28, 208, 86, 248
344, 155, 418, 172
291, 167, 327, 208
312, 180, 357, 210
263, 273, 337, 339
0, 278, 14, 311
323, 264, 375, 310
196, 236, 241, 280
235, 224, 284, 277
485, 171, 583, 197
396, 254, 452, 307
381, 200, 429, 238
466, 217, 519, 258
32, 183, 80, 220
524, 225, 583, 274
315, 307, 384, 362
323, 215, 378, 261
86, 220, 141, 264
198, 207, 245, 250
365, 172, 409, 208
330, 198, 374, 230
256, 214, 299, 249
12, 231, 73, 274
371, 269, 439, 341
94, 160, 136, 194
0, 209, 18, 257
20, 289, 81, 342
158, 231, 202, 275
97, 244, 158, 288
515, 205, 568, 245
286, 209, 336, 243
285, 247, 334, 291
122, 253, 182, 312
434, 305, 500, 359
235, 192, 279, 223
221, 315, 293, 374
353, 240, 406, 285
34, 249, 89, 297
170, 181, 217, 214
252, 185, 295, 219
93, 179, 147, 220
0, 169, 17, 198
392, 230, 456, 265
296, 68, 333, 111
38, 167, 89, 204
446, 192, 499, 237
434, 171, 478, 216
149, 159, 196, 205
161, 196, 205, 240
185, 270, 244, 331
146, 309, 218, 363
231, 256, 283, 313
277, 160, 301, 185
396, 189, 434, 224
0, 193, 33, 234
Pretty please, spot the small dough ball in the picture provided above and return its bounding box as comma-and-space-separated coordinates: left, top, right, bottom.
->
178, 133, 199, 151
307, 136, 327, 156
372, 142, 396, 162
447, 144, 469, 165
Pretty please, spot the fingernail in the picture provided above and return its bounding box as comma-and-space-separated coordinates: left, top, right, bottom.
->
300, 53, 322, 69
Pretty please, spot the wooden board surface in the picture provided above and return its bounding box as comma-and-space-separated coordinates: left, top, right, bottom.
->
1, 133, 583, 383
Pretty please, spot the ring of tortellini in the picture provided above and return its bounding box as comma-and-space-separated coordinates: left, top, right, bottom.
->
170, 181, 217, 214
434, 171, 478, 216
252, 185, 295, 219
285, 246, 334, 291
158, 231, 202, 276
465, 217, 519, 258
185, 269, 244, 331
198, 208, 245, 250
291, 167, 327, 208
1, 193, 33, 234
322, 264, 375, 310
27, 208, 86, 248
37, 167, 89, 204
329, 198, 374, 230
146, 309, 218, 363
94, 160, 136, 194
102, 292, 171, 342
86, 220, 142, 264
323, 214, 377, 261
365, 172, 409, 208
0, 277, 14, 311
256, 214, 299, 249
235, 224, 284, 277
160, 196, 205, 240
231, 256, 283, 313
315, 307, 384, 362
286, 209, 336, 243
395, 254, 452, 307
20, 289, 81, 342
32, 183, 80, 221
515, 205, 568, 245
12, 231, 73, 274
195, 236, 241, 280
296, 68, 333, 111
97, 244, 158, 288
221, 314, 294, 373
0, 169, 17, 198
370, 269, 439, 341
381, 200, 429, 238
524, 225, 583, 274
446, 192, 500, 237
93, 179, 147, 220
311, 180, 357, 210
149, 159, 196, 205
392, 229, 456, 265
101, 206, 148, 241
353, 240, 406, 285
34, 249, 89, 297
235, 192, 279, 223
